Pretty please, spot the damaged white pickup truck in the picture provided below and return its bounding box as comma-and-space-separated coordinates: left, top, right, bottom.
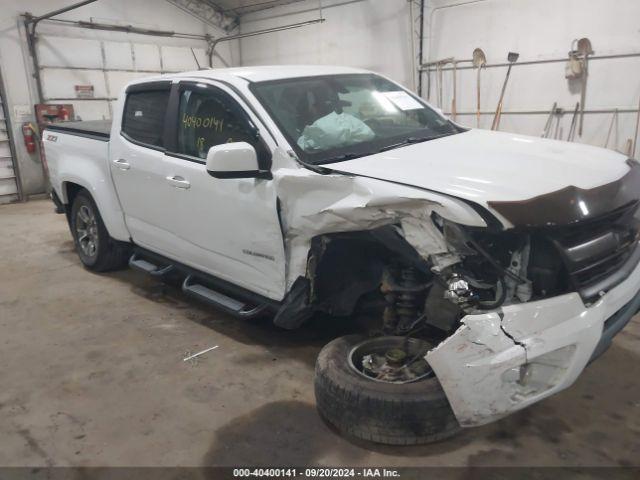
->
44, 66, 640, 445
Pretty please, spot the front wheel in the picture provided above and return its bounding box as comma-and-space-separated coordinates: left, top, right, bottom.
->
70, 190, 129, 272
314, 335, 460, 445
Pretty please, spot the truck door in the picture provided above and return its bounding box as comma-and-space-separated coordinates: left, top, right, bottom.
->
159, 81, 286, 301
109, 81, 176, 253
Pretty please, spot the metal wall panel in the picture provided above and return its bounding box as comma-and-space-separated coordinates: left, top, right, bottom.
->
106, 71, 149, 97
72, 102, 112, 122
161, 45, 206, 71
133, 44, 163, 71
103, 41, 135, 70
41, 68, 109, 100
36, 35, 209, 120
38, 37, 103, 69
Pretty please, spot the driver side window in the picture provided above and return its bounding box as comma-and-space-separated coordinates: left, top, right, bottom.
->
177, 86, 257, 159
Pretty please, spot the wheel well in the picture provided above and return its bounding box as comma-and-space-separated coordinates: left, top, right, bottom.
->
308, 226, 431, 317
309, 233, 387, 316
63, 182, 86, 222
64, 182, 85, 206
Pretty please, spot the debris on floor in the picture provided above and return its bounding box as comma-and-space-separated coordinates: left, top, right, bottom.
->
183, 345, 219, 365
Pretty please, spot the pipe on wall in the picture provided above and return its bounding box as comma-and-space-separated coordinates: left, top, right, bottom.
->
207, 18, 325, 67
417, 0, 425, 96
23, 0, 99, 103
409, 0, 417, 91
420, 51, 640, 72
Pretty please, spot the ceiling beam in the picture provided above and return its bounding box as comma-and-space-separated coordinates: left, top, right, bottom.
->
165, 0, 238, 32
204, 0, 310, 17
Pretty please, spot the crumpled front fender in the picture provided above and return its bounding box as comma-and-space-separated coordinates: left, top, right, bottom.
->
274, 166, 487, 289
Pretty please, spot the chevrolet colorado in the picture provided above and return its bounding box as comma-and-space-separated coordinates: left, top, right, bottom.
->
44, 66, 640, 445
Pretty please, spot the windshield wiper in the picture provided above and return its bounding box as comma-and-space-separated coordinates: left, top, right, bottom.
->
318, 131, 458, 164
378, 133, 454, 153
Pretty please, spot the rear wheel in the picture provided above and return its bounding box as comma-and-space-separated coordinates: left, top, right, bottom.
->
314, 335, 460, 445
70, 190, 130, 272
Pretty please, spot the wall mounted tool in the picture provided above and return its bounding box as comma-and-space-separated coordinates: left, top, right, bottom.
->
553, 107, 564, 139
541, 102, 557, 138
451, 60, 458, 120
491, 51, 519, 131
633, 92, 640, 158
565, 40, 584, 80
435, 57, 454, 109
576, 38, 594, 136
566, 102, 580, 142
604, 108, 619, 149
472, 48, 487, 127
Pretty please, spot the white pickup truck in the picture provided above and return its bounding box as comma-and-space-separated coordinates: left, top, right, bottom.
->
44, 65, 640, 445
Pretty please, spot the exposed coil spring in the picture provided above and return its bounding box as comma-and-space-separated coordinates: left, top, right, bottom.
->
383, 266, 425, 333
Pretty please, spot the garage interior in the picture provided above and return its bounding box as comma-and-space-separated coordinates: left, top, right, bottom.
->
1, 0, 640, 473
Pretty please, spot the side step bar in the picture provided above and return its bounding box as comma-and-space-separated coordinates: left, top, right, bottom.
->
128, 248, 275, 319
182, 274, 269, 319
129, 252, 175, 277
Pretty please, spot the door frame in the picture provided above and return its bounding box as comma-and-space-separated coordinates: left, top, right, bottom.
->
158, 78, 287, 299
161, 79, 274, 172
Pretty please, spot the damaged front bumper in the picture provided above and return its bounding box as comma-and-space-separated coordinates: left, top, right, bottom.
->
426, 256, 640, 427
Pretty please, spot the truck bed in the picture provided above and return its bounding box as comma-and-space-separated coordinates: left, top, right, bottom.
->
44, 120, 111, 141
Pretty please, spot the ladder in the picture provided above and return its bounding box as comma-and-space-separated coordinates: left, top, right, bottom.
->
0, 66, 21, 204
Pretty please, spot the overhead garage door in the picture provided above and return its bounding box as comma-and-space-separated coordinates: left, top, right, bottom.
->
37, 35, 208, 121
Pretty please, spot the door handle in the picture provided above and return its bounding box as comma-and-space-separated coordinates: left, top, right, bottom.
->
113, 158, 130, 170
166, 175, 191, 189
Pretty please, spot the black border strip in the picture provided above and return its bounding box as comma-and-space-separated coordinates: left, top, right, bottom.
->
44, 124, 110, 142
125, 80, 172, 94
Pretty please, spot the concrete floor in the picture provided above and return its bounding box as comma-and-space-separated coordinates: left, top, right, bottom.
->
1, 198, 639, 468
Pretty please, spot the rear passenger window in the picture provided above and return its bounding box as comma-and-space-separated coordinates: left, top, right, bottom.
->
177, 86, 257, 159
122, 89, 170, 147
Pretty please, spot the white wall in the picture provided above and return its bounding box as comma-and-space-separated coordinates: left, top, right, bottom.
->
239, 0, 415, 88
240, 0, 640, 157
0, 0, 239, 196
425, 0, 640, 151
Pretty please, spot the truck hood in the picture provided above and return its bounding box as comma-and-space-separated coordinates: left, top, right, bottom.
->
331, 129, 635, 227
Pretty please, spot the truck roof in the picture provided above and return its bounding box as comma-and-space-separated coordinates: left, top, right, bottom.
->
129, 65, 372, 87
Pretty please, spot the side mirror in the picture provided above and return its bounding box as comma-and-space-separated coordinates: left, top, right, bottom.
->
205, 142, 271, 179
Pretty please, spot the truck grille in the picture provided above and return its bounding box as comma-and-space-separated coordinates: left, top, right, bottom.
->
548, 201, 640, 302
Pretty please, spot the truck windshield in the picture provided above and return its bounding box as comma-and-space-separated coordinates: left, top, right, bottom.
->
250, 73, 461, 165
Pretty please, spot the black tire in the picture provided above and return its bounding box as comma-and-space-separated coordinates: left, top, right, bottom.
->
314, 335, 461, 445
70, 190, 130, 272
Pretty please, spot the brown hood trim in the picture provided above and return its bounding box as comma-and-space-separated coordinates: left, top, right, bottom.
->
488, 160, 640, 227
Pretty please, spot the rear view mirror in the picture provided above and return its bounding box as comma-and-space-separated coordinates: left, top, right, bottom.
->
205, 142, 271, 179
